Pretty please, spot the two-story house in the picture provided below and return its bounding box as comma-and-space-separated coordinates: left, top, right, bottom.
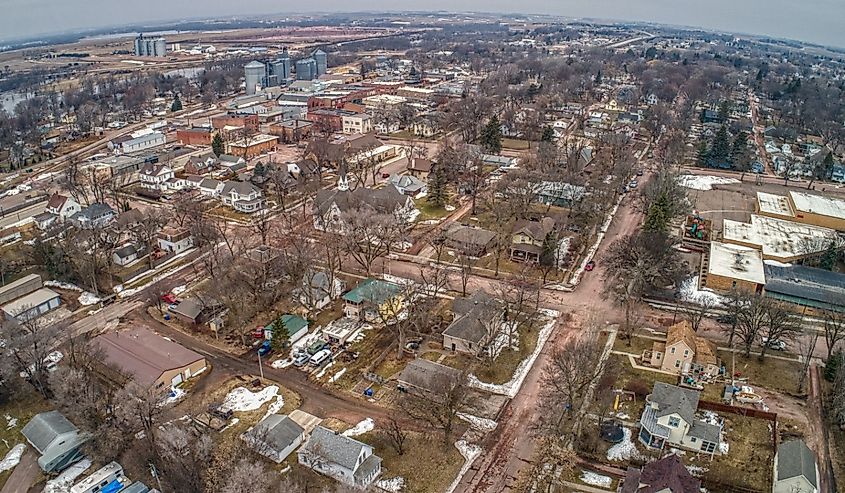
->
220, 181, 264, 213
35, 193, 82, 229
510, 217, 557, 263
69, 203, 115, 230
342, 113, 373, 135
298, 426, 382, 489
139, 163, 175, 191
638, 382, 724, 456
619, 453, 700, 493
184, 152, 217, 175
342, 278, 403, 323
158, 227, 194, 254
644, 321, 720, 376
313, 187, 417, 232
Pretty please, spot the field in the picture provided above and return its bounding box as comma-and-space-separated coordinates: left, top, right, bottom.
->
697, 414, 774, 492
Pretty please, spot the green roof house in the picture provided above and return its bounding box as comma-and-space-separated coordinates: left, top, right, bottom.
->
342, 279, 402, 322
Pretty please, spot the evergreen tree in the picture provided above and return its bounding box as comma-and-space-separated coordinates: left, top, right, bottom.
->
730, 131, 749, 165
717, 100, 731, 122
427, 165, 448, 208
825, 351, 843, 382
270, 316, 290, 352
171, 95, 182, 112
821, 151, 836, 180
541, 126, 555, 142
595, 70, 602, 85
643, 192, 672, 233
710, 126, 731, 165
211, 133, 225, 157
480, 116, 502, 154
696, 142, 709, 166
819, 241, 838, 271
539, 232, 559, 267
254, 161, 266, 176
699, 109, 707, 123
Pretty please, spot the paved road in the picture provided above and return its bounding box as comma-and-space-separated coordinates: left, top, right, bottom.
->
0, 449, 39, 493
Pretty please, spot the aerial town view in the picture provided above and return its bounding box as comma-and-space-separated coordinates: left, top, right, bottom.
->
0, 3, 843, 493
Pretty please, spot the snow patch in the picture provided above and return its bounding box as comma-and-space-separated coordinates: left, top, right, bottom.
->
444, 204, 456, 212
329, 367, 347, 383
607, 428, 642, 462
220, 386, 279, 413
5, 415, 17, 430
271, 358, 293, 369
261, 395, 285, 421
686, 464, 708, 476
43, 458, 92, 493
457, 413, 497, 432
580, 470, 612, 488
445, 441, 482, 493
375, 477, 405, 492
678, 276, 726, 306
0, 444, 26, 473
763, 259, 792, 267
172, 285, 187, 295
159, 386, 186, 407
342, 418, 374, 437
678, 175, 741, 191
315, 361, 334, 379
467, 313, 558, 398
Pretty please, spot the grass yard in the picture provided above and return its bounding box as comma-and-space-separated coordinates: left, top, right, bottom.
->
697, 414, 774, 492
473, 320, 541, 385
358, 431, 465, 493
414, 197, 452, 222
612, 333, 657, 356
501, 138, 532, 150
0, 389, 52, 490
718, 351, 803, 395
607, 353, 678, 418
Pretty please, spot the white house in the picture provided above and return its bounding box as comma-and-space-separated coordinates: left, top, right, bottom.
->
299, 270, 346, 312
45, 194, 81, 219
220, 181, 264, 213
298, 426, 382, 489
638, 382, 724, 456
139, 163, 174, 191
773, 440, 819, 493
117, 132, 166, 154
158, 228, 194, 254
199, 178, 224, 197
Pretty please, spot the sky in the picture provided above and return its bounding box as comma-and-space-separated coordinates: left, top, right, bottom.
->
1, 0, 843, 48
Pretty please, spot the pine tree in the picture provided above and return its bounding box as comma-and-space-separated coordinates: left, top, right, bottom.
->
717, 100, 731, 122
539, 231, 559, 267
171, 95, 182, 112
730, 131, 749, 166
427, 165, 448, 208
821, 151, 835, 180
825, 351, 842, 382
270, 316, 290, 352
541, 126, 555, 142
481, 116, 502, 154
710, 126, 731, 165
595, 70, 602, 85
819, 241, 838, 271
696, 142, 709, 166
211, 133, 225, 157
644, 192, 671, 233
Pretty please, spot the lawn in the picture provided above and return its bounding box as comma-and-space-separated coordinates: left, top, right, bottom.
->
0, 389, 52, 490
501, 138, 532, 150
473, 320, 542, 385
358, 431, 465, 493
696, 414, 774, 492
606, 353, 679, 418
612, 333, 657, 356
718, 351, 803, 395
414, 197, 453, 222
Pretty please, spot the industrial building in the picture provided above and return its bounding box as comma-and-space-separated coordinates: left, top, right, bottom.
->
721, 214, 839, 262
133, 34, 167, 57
296, 58, 318, 81
756, 190, 845, 231
313, 49, 328, 76
244, 61, 267, 96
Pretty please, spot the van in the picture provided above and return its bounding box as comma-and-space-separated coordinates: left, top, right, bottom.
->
309, 348, 332, 366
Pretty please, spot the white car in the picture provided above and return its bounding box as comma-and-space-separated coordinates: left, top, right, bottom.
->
309, 348, 332, 367
19, 351, 63, 378
761, 337, 786, 351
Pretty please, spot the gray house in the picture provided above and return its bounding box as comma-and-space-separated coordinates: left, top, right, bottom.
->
298, 426, 382, 489
638, 382, 723, 456
69, 203, 115, 230
243, 414, 306, 463
773, 440, 818, 493
21, 411, 89, 472
398, 359, 462, 402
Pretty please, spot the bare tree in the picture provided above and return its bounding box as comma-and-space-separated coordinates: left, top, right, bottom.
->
735, 293, 770, 357
341, 208, 404, 276
400, 369, 471, 445
719, 287, 748, 347
540, 333, 607, 431
3, 316, 63, 398
131, 210, 167, 270
219, 458, 273, 493
154, 426, 213, 493
457, 254, 474, 297
823, 311, 845, 361
383, 414, 408, 456
796, 331, 819, 393
759, 302, 801, 360
681, 295, 718, 332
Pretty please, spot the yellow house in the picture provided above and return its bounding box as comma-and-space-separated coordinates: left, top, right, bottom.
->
645, 321, 719, 376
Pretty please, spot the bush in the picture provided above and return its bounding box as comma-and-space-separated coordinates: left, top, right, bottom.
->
624, 379, 651, 398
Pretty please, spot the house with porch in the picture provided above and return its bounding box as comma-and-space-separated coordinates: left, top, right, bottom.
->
138, 163, 174, 191
510, 217, 557, 263
298, 426, 382, 489
220, 181, 264, 213
643, 321, 720, 377
342, 279, 403, 322
638, 382, 724, 456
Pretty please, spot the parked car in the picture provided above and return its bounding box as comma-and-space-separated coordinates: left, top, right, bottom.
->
636, 169, 644, 176
761, 336, 786, 351
293, 351, 311, 367
585, 260, 596, 271
716, 314, 736, 324
628, 180, 638, 189
309, 348, 332, 366
306, 339, 328, 356
257, 340, 272, 357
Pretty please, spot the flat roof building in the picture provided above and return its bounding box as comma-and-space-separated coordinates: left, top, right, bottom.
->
764, 264, 845, 314
721, 214, 839, 262
756, 190, 845, 231
704, 242, 765, 293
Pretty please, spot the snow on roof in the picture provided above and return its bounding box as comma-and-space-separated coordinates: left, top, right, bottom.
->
708, 242, 766, 285
722, 214, 838, 261
756, 191, 794, 218
789, 191, 845, 220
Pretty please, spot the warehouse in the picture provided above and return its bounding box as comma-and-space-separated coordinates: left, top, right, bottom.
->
2, 288, 62, 322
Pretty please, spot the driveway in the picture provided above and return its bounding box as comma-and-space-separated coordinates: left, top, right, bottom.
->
0, 448, 39, 493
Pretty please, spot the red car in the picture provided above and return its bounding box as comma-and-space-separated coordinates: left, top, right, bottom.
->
585, 260, 596, 271
381, 172, 390, 178
160, 293, 177, 304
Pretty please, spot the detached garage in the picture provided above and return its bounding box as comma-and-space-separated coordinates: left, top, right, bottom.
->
3, 288, 62, 322
94, 327, 207, 389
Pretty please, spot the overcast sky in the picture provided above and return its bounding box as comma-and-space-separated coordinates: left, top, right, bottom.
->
2, 0, 843, 47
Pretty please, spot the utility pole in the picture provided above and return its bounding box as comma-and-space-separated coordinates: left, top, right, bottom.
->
149, 462, 164, 493
257, 351, 265, 380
